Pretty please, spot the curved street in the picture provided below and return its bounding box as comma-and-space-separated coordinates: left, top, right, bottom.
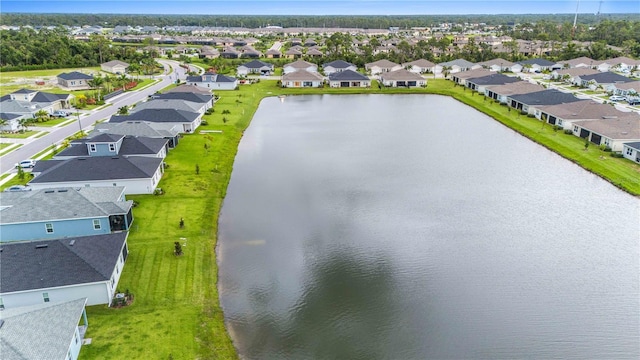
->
0, 59, 187, 176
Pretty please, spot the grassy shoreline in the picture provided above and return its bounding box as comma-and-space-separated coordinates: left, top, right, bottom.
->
73, 78, 639, 359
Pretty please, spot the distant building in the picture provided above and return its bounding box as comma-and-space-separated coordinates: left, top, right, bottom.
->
101, 60, 129, 74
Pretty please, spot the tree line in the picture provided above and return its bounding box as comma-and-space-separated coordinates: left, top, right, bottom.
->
0, 28, 157, 71
1, 13, 637, 29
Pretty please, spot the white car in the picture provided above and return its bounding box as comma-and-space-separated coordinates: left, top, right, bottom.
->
609, 95, 626, 102
16, 159, 36, 168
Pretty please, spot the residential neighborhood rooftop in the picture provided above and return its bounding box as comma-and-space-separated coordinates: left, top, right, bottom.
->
29, 156, 163, 183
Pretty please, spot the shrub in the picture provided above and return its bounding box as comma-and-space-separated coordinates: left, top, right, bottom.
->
610, 152, 624, 158
222, 109, 230, 114
205, 108, 214, 115
201, 119, 208, 126
564, 129, 573, 135
554, 125, 563, 131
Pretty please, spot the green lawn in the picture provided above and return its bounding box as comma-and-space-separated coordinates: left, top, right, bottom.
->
0, 143, 21, 156
128, 78, 157, 91
0, 130, 40, 139
34, 117, 74, 127
0, 66, 101, 83
65, 77, 640, 359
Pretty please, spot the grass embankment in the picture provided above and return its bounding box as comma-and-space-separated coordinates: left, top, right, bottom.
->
0, 130, 42, 139
56, 77, 640, 358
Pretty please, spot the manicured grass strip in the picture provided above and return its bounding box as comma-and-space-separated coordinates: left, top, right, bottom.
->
33, 117, 75, 127
0, 130, 39, 139
33, 131, 48, 139
0, 143, 22, 156
0, 66, 101, 80
0, 143, 13, 150
129, 78, 157, 91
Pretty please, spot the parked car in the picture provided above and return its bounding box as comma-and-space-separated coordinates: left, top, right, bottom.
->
627, 97, 640, 105
52, 110, 71, 118
609, 95, 626, 102
3, 185, 31, 192
16, 159, 36, 168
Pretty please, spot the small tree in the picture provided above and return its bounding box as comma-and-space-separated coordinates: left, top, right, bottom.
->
584, 138, 590, 151
17, 166, 25, 180
117, 106, 129, 115
195, 164, 200, 175
174, 242, 183, 256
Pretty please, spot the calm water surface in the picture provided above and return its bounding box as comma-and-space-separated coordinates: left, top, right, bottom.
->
218, 95, 639, 359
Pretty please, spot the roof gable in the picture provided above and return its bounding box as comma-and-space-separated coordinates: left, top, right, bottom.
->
29, 156, 163, 183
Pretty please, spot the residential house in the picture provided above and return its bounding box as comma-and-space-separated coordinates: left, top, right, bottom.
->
0, 112, 29, 132
365, 59, 402, 75
622, 142, 640, 163
323, 60, 357, 75
0, 186, 133, 242
237, 60, 274, 76
240, 47, 262, 59
518, 58, 559, 72
53, 134, 168, 160
166, 84, 212, 95
92, 121, 181, 148
199, 46, 220, 59
379, 69, 426, 88
484, 81, 545, 104
532, 100, 622, 129
281, 70, 324, 88
266, 49, 282, 58
437, 59, 476, 74
508, 89, 582, 114
402, 59, 436, 74
284, 48, 303, 59
465, 73, 519, 93
57, 71, 94, 90
555, 56, 596, 69
575, 72, 634, 89
474, 58, 515, 72
220, 46, 240, 59
100, 60, 129, 74
29, 156, 164, 195
451, 69, 491, 85
0, 298, 89, 360
283, 60, 318, 74
609, 81, 640, 97
571, 114, 640, 151
306, 48, 323, 57
550, 67, 600, 83
0, 232, 128, 307
186, 72, 238, 91
327, 70, 371, 88
135, 98, 208, 115
605, 56, 640, 72
150, 91, 214, 111
111, 108, 203, 133
1, 89, 74, 115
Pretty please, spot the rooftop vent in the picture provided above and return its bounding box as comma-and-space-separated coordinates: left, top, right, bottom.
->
35, 244, 48, 249
44, 190, 55, 193
69, 240, 75, 246
112, 157, 119, 159
58, 189, 68, 193
77, 158, 86, 161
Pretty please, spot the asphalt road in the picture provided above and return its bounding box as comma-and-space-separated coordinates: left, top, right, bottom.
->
0, 60, 188, 175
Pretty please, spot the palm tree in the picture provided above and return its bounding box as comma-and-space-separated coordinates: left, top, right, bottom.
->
34, 109, 49, 123
18, 117, 34, 132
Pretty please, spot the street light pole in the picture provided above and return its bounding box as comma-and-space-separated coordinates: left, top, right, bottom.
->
75, 109, 82, 134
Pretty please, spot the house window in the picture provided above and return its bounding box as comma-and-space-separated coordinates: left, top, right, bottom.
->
626, 147, 634, 156
89, 144, 97, 152
71, 81, 75, 86
573, 126, 579, 132
93, 219, 101, 230
43, 292, 50, 302
557, 119, 563, 126
109, 143, 116, 152
45, 223, 54, 234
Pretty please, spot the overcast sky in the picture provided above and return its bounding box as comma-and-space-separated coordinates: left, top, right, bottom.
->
1, 0, 638, 15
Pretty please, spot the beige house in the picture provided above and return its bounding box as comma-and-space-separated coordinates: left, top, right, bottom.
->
281, 70, 324, 88
101, 60, 130, 74
365, 60, 402, 75
379, 69, 426, 88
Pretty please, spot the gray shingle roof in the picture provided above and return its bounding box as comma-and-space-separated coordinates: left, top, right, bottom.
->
153, 92, 213, 104
102, 60, 129, 67
380, 69, 425, 81
57, 71, 94, 80
625, 142, 640, 150
328, 69, 370, 81
518, 58, 557, 67
438, 59, 476, 68
31, 92, 72, 103
323, 60, 356, 69
466, 73, 520, 86
579, 72, 634, 84
166, 84, 212, 95
135, 98, 203, 113
0, 113, 23, 120
186, 73, 237, 83
240, 60, 273, 69
0, 232, 127, 293
55, 135, 167, 158
509, 89, 582, 106
281, 70, 324, 81
111, 108, 200, 124
91, 121, 180, 138
89, 133, 124, 143
0, 298, 87, 360
0, 186, 131, 224
29, 156, 163, 183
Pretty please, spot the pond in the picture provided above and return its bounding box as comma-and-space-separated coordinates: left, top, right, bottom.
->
218, 94, 639, 359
